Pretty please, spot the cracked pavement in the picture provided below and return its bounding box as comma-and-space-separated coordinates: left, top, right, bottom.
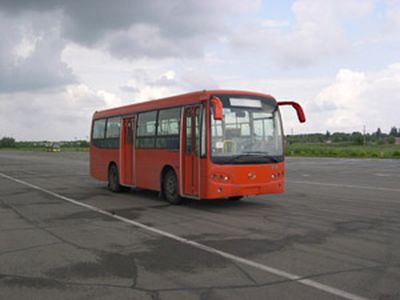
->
0, 151, 400, 299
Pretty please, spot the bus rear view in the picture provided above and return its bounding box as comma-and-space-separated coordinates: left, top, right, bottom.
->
89, 90, 305, 204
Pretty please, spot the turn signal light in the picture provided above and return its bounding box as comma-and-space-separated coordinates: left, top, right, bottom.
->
271, 172, 284, 180
211, 174, 230, 182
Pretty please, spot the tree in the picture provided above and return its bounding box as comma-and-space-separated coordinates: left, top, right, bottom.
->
0, 137, 16, 148
389, 126, 398, 137
325, 130, 331, 140
375, 128, 382, 140
351, 132, 364, 145
79, 140, 89, 147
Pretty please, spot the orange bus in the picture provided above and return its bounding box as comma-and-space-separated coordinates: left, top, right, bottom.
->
90, 90, 305, 204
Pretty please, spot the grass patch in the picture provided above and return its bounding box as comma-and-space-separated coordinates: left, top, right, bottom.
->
285, 143, 400, 159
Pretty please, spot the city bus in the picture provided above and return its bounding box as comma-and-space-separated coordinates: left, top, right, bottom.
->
90, 90, 305, 204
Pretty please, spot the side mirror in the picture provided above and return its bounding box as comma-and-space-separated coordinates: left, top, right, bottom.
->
211, 96, 223, 121
278, 101, 306, 123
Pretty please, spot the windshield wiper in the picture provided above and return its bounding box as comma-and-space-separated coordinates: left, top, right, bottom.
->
242, 151, 270, 155
224, 152, 279, 163
263, 156, 279, 163
225, 154, 251, 163
242, 151, 279, 162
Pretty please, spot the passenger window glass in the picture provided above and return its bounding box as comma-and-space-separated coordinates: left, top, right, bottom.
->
157, 108, 180, 135
186, 111, 192, 153
92, 119, 106, 139
156, 107, 181, 149
194, 107, 200, 155
137, 111, 157, 148
137, 111, 157, 137
201, 107, 206, 156
106, 116, 121, 138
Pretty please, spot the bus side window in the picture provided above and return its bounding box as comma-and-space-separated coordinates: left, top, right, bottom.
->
186, 111, 192, 153
106, 116, 121, 138
156, 107, 181, 149
194, 107, 200, 155
200, 106, 206, 157
136, 111, 157, 148
92, 119, 106, 140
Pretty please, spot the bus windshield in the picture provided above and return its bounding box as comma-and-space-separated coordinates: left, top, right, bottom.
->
211, 96, 283, 164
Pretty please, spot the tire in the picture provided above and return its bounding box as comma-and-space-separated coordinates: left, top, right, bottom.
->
163, 169, 182, 205
108, 164, 123, 193
228, 196, 243, 201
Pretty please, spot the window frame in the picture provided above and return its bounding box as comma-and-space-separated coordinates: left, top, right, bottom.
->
92, 118, 107, 140
136, 110, 158, 149
156, 107, 181, 150
105, 116, 121, 139
91, 116, 121, 149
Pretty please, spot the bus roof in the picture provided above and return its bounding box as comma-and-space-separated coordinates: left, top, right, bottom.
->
92, 89, 275, 119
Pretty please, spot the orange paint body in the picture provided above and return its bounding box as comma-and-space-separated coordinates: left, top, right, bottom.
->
90, 90, 304, 200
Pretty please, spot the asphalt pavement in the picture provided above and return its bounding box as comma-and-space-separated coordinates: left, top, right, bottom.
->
0, 151, 399, 300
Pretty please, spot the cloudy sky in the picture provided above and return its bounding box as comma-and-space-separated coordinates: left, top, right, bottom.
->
0, 0, 399, 140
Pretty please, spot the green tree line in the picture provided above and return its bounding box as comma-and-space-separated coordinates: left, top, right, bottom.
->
287, 126, 400, 145
0, 137, 89, 149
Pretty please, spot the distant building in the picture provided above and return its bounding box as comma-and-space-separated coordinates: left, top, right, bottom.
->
395, 138, 400, 145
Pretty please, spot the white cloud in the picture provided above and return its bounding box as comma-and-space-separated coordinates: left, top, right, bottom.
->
119, 68, 219, 102
219, 63, 400, 134
306, 64, 400, 133
0, 11, 76, 93
62, 42, 219, 106
384, 0, 400, 32
1, 0, 261, 64
260, 19, 290, 28
229, 0, 375, 67
13, 29, 41, 62
0, 0, 261, 94
319, 70, 367, 129
313, 69, 366, 112
97, 90, 122, 108
163, 70, 176, 80
0, 84, 121, 140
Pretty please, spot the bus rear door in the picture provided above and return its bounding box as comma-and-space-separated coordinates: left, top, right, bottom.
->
120, 116, 136, 186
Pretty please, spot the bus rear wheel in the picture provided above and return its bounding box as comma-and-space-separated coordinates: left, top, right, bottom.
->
163, 169, 182, 205
108, 164, 123, 193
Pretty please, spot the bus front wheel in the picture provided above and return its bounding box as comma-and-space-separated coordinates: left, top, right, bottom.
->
163, 169, 182, 205
108, 164, 123, 193
228, 196, 243, 201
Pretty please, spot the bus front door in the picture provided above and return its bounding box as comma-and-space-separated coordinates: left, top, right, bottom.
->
183, 106, 201, 197
120, 116, 136, 186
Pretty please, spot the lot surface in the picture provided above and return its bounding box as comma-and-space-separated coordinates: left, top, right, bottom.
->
0, 151, 399, 300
